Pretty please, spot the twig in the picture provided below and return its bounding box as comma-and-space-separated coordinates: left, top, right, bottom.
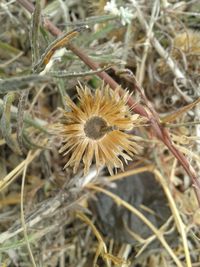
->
118, 71, 200, 206
17, 0, 148, 117
0, 149, 41, 192
50, 65, 112, 78
129, 0, 187, 82
154, 169, 192, 267
20, 151, 37, 267
0, 51, 23, 68
137, 0, 160, 85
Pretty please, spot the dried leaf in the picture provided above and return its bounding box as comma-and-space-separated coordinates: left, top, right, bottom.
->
0, 92, 22, 154
162, 97, 200, 123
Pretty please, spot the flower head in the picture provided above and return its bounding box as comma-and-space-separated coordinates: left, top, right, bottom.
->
104, 0, 134, 26
104, 0, 119, 16
56, 83, 143, 175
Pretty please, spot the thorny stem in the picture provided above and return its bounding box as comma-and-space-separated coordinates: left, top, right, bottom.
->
17, 0, 200, 207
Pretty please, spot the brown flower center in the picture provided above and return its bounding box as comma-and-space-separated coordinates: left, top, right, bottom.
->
84, 116, 114, 140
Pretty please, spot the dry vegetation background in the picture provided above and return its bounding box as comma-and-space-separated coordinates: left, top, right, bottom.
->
0, 0, 200, 266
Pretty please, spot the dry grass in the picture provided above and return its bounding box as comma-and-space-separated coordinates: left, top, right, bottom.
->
0, 0, 200, 266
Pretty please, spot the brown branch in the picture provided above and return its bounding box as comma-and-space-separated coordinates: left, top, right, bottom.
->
17, 0, 200, 206
123, 73, 200, 205
17, 0, 148, 117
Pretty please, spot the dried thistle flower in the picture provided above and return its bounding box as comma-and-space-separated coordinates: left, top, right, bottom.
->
56, 83, 144, 175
